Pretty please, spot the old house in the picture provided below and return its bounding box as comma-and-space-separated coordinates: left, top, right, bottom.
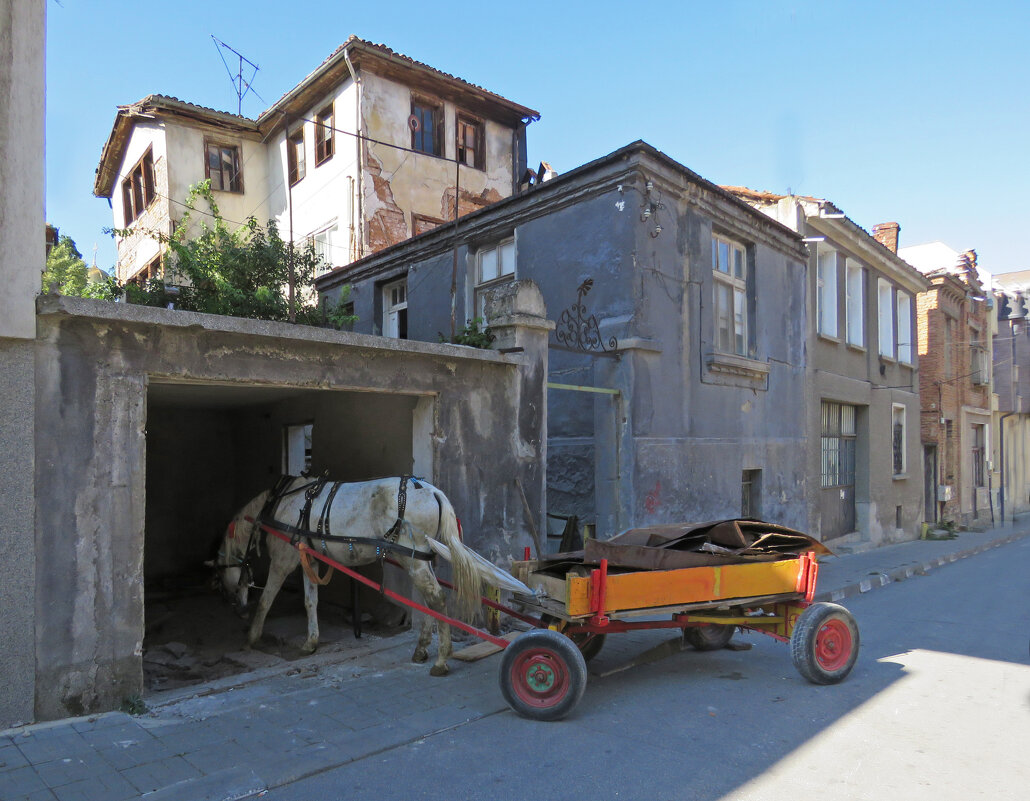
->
900, 243, 994, 526
93, 37, 539, 284
726, 191, 929, 549
990, 273, 1030, 522
317, 141, 812, 539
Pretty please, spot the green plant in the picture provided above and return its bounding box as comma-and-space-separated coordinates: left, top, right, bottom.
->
111, 181, 327, 324
120, 694, 147, 715
42, 230, 121, 300
440, 317, 495, 349
325, 285, 358, 330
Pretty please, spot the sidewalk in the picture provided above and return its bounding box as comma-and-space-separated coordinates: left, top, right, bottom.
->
3, 522, 1028, 801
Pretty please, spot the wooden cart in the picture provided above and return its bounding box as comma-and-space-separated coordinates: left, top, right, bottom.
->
499, 550, 859, 720
257, 522, 858, 722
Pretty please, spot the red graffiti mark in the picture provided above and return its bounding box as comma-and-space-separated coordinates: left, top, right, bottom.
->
644, 480, 662, 515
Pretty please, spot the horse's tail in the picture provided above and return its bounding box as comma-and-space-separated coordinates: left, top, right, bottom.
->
432, 490, 483, 621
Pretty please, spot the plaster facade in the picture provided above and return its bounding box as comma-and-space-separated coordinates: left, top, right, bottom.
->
318, 142, 813, 539
990, 285, 1030, 523
729, 192, 929, 548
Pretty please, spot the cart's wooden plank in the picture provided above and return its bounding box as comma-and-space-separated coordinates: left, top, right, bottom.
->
565, 559, 805, 616
452, 631, 521, 662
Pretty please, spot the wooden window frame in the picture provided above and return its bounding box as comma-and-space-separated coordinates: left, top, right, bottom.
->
456, 114, 485, 170
475, 237, 516, 320
287, 128, 306, 186
204, 141, 243, 193
410, 96, 443, 157
412, 213, 446, 237
121, 147, 156, 226
315, 104, 334, 166
712, 233, 750, 357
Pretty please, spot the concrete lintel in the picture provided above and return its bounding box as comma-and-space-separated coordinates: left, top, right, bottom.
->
35, 295, 512, 366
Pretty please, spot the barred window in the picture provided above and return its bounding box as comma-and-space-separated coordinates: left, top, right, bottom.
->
821, 402, 856, 488
892, 404, 906, 476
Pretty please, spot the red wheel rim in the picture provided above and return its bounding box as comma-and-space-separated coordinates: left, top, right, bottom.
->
814, 618, 853, 671
509, 648, 570, 708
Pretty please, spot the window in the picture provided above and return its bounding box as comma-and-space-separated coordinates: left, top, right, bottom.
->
412, 213, 446, 236
205, 142, 242, 192
121, 148, 156, 226
411, 99, 441, 156
287, 129, 306, 185
456, 115, 484, 170
821, 402, 856, 488
972, 424, 986, 488
712, 233, 749, 356
310, 224, 338, 275
944, 318, 953, 377
971, 339, 990, 385
741, 470, 761, 519
892, 404, 907, 476
877, 279, 894, 357
475, 238, 516, 319
129, 254, 162, 286
383, 278, 408, 339
817, 249, 837, 337
284, 423, 312, 476
315, 105, 334, 166
897, 291, 913, 364
846, 259, 864, 346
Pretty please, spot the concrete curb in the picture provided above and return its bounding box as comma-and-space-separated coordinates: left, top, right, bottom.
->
814, 529, 1030, 604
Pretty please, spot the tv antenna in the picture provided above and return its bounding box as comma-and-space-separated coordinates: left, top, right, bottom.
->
211, 35, 261, 115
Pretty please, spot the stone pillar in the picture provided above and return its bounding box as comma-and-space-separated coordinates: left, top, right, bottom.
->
487, 281, 554, 556
0, 0, 44, 728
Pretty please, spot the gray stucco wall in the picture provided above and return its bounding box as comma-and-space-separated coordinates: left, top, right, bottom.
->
321, 146, 810, 537
0, 341, 38, 728
32, 295, 547, 720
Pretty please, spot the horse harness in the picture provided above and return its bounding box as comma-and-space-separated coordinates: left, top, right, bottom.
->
255, 474, 437, 567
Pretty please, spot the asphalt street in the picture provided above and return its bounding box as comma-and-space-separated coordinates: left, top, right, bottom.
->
262, 536, 1030, 801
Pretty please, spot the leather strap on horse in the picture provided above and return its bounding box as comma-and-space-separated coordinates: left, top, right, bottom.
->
384, 475, 422, 543
298, 543, 334, 586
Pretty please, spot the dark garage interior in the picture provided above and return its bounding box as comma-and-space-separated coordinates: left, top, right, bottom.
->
142, 379, 428, 692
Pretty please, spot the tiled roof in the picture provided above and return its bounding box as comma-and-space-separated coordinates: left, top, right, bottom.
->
119, 94, 258, 125
258, 36, 539, 124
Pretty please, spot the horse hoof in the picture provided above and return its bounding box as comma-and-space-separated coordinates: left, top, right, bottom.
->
301, 642, 318, 654
412, 649, 429, 664
430, 664, 449, 677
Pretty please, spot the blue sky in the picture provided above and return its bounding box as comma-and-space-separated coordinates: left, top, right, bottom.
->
46, 0, 1029, 273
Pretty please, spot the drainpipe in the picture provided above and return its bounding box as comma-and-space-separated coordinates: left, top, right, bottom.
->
1000, 411, 1013, 524
343, 49, 364, 260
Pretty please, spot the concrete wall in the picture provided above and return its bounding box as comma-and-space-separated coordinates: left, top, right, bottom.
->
0, 0, 44, 729
32, 294, 547, 720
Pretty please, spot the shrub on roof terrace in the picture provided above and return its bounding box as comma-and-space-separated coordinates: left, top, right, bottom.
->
112, 181, 355, 328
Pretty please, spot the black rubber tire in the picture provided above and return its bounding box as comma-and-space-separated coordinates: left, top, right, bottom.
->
790, 602, 860, 684
683, 624, 736, 651
572, 631, 606, 662
499, 629, 588, 721
540, 615, 606, 662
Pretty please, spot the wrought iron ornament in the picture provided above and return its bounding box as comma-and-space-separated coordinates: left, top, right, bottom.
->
553, 279, 617, 353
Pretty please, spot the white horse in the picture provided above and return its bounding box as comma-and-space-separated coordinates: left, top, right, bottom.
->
215, 476, 488, 677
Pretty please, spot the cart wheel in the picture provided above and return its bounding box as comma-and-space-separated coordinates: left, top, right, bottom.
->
541, 615, 606, 662
683, 624, 736, 651
790, 602, 859, 684
500, 629, 587, 721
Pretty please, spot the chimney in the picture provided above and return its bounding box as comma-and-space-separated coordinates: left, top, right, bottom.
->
873, 222, 900, 253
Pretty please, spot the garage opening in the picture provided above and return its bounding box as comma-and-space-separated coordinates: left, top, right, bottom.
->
142, 379, 433, 693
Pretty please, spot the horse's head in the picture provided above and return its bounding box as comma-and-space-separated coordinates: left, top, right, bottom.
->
208, 515, 257, 617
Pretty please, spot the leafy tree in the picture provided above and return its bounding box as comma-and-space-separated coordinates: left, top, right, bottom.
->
117, 181, 356, 327
42, 232, 121, 300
